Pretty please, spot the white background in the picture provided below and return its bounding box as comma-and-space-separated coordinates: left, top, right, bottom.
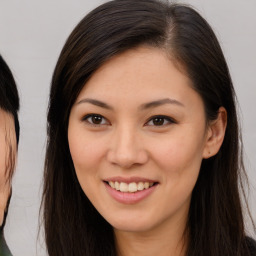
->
0, 0, 255, 255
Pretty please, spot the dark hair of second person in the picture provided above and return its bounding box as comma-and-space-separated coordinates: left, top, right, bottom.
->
0, 55, 20, 256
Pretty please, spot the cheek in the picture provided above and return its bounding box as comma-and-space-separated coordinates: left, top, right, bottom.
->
150, 135, 204, 213
149, 131, 205, 191
0, 143, 6, 178
0, 128, 7, 174
68, 129, 106, 181
68, 130, 113, 213
154, 136, 203, 169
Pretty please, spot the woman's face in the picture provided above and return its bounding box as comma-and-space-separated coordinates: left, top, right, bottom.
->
68, 46, 212, 233
0, 109, 16, 225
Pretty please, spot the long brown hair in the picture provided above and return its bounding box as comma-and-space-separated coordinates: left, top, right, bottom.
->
42, 1, 254, 255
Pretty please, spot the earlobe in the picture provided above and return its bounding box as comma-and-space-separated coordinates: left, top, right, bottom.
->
203, 107, 227, 159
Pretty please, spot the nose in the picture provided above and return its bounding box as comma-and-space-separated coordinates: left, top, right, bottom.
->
106, 126, 148, 169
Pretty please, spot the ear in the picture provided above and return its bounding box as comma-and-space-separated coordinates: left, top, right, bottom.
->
203, 107, 227, 159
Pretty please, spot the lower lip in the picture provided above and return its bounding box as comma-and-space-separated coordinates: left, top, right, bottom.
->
104, 182, 158, 204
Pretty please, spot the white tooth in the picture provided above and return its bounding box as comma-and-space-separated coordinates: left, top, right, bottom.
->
144, 182, 149, 189
115, 181, 120, 190
149, 182, 154, 187
109, 181, 115, 188
128, 182, 138, 192
137, 182, 144, 191
120, 182, 129, 192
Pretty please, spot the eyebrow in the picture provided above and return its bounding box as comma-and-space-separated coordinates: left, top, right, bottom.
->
140, 98, 184, 110
76, 98, 113, 110
76, 97, 184, 110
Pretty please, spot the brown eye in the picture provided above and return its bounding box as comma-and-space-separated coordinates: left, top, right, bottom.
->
83, 114, 109, 125
146, 115, 175, 126
152, 117, 165, 126
91, 115, 103, 124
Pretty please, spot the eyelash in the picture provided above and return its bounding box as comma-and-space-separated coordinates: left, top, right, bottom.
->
145, 115, 176, 126
82, 114, 109, 126
82, 114, 176, 127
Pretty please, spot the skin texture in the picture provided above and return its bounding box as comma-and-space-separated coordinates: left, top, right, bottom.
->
0, 109, 16, 226
68, 46, 227, 256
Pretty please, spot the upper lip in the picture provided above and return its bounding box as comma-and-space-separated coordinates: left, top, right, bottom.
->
103, 176, 158, 183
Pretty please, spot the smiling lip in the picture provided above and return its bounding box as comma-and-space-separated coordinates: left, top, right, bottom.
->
104, 177, 158, 204
104, 176, 157, 183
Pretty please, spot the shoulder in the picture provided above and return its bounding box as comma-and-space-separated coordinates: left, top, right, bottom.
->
246, 237, 256, 256
0, 230, 13, 256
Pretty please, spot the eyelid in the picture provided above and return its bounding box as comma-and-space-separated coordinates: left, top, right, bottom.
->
81, 114, 176, 127
82, 113, 110, 126
145, 115, 176, 126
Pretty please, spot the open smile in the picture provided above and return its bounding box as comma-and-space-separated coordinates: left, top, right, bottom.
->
103, 178, 159, 204
106, 181, 155, 192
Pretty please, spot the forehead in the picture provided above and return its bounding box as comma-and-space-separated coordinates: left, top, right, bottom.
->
76, 46, 202, 110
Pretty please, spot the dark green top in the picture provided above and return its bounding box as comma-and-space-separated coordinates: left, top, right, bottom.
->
0, 230, 12, 256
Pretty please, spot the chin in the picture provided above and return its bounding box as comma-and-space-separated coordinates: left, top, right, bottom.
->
106, 214, 157, 233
